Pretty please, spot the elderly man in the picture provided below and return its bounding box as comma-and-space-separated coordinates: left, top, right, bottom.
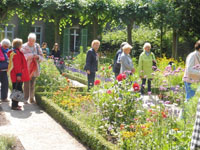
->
0, 39, 11, 102
84, 40, 100, 91
21, 33, 44, 103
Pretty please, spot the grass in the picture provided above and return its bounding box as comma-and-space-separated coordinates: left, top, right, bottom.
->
0, 135, 16, 150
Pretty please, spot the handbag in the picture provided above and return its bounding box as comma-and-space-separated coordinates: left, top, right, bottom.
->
10, 82, 25, 102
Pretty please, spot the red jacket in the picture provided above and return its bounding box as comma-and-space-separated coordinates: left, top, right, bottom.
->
7, 49, 30, 82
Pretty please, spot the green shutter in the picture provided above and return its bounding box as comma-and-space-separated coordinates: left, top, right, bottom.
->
63, 28, 70, 57
81, 28, 88, 52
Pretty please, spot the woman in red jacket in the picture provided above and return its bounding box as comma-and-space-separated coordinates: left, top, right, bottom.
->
7, 38, 30, 110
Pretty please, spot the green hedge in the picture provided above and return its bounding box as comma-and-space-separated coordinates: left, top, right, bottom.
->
35, 94, 119, 150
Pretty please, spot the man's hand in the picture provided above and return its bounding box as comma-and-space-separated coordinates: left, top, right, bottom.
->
87, 70, 90, 74
17, 76, 21, 81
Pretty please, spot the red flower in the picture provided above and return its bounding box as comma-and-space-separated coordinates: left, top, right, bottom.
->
94, 80, 101, 85
102, 67, 104, 70
107, 90, 112, 94
108, 66, 112, 69
117, 73, 126, 81
133, 82, 140, 91
161, 111, 167, 118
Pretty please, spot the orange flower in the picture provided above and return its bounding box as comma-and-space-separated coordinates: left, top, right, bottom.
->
120, 124, 125, 130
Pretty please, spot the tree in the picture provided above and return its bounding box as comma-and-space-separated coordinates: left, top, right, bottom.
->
0, 0, 22, 24
80, 0, 113, 40
151, 0, 170, 57
113, 0, 150, 45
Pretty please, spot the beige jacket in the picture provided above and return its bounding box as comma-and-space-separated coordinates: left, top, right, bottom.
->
21, 43, 44, 77
183, 50, 200, 83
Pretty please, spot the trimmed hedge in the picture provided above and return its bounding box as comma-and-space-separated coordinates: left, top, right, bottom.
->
35, 94, 119, 150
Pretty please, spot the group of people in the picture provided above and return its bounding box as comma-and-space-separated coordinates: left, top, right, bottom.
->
84, 40, 156, 95
0, 33, 43, 110
41, 42, 61, 59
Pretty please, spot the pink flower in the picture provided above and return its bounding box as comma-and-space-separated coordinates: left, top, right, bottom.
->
107, 90, 112, 94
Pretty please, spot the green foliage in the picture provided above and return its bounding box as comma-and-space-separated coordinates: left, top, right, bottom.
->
102, 25, 161, 57
0, 135, 16, 150
73, 46, 86, 70
36, 60, 68, 92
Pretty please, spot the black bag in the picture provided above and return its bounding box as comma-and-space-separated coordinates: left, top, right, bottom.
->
152, 55, 157, 71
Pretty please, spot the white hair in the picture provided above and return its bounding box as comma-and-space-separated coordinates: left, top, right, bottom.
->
28, 33, 36, 40
143, 42, 151, 50
1, 39, 11, 47
122, 43, 132, 50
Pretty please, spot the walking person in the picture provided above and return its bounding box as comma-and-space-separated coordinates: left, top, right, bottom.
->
84, 40, 100, 91
0, 39, 11, 102
120, 43, 135, 75
138, 43, 156, 95
113, 42, 128, 77
21, 33, 44, 103
7, 38, 30, 110
183, 40, 200, 102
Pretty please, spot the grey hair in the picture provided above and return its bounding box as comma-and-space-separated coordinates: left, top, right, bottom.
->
28, 33, 36, 40
120, 42, 128, 48
143, 42, 151, 50
122, 43, 133, 50
1, 39, 11, 47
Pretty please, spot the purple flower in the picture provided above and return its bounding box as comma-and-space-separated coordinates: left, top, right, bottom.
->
160, 86, 167, 91
108, 126, 113, 131
165, 101, 171, 104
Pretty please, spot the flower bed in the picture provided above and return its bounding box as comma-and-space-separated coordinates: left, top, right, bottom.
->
36, 58, 198, 149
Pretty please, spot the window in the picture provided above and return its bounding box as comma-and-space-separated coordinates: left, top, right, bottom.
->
0, 25, 14, 41
31, 26, 42, 45
70, 28, 80, 53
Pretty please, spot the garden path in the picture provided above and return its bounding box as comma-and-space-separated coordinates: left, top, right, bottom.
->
0, 91, 88, 150
69, 79, 86, 87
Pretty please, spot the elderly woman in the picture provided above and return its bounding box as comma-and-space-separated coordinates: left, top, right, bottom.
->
0, 39, 11, 102
120, 43, 135, 74
138, 42, 156, 95
113, 42, 128, 77
183, 40, 200, 101
21, 33, 44, 103
7, 38, 30, 110
84, 40, 100, 91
